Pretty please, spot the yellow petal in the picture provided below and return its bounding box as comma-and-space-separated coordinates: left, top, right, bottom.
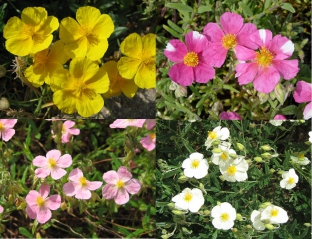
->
76, 94, 104, 117
24, 65, 45, 87
3, 17, 24, 39
142, 33, 156, 59
76, 6, 101, 28
45, 62, 64, 84
60, 17, 83, 43
21, 7, 47, 26
121, 79, 138, 98
85, 67, 109, 94
5, 37, 33, 56
117, 56, 141, 79
92, 14, 114, 38
53, 90, 77, 115
102, 61, 118, 80
86, 38, 108, 61
38, 16, 59, 36
50, 69, 69, 91
134, 57, 156, 89
48, 40, 68, 64
69, 57, 99, 81
64, 37, 88, 59
120, 33, 142, 59
30, 34, 53, 54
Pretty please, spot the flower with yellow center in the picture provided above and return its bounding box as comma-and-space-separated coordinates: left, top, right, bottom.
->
116, 180, 125, 189
3, 7, 59, 56
172, 188, 204, 213
182, 152, 209, 179
211, 142, 237, 166
261, 205, 288, 224
36, 196, 45, 207
50, 57, 109, 117
280, 168, 298, 190
221, 34, 237, 49
290, 153, 310, 165
220, 156, 248, 182
205, 126, 230, 149
117, 33, 156, 89
59, 6, 114, 61
255, 46, 274, 68
211, 202, 236, 230
183, 52, 199, 67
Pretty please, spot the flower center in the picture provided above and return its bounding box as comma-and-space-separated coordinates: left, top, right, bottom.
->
191, 159, 200, 169
255, 46, 274, 67
61, 124, 66, 134
74, 80, 97, 100
221, 34, 237, 49
0, 122, 3, 131
298, 153, 305, 160
184, 192, 193, 202
36, 196, 45, 207
150, 133, 156, 140
23, 25, 35, 37
79, 176, 88, 187
183, 52, 199, 67
220, 212, 230, 221
221, 152, 228, 161
270, 208, 279, 217
227, 165, 237, 176
208, 131, 217, 139
288, 177, 295, 184
48, 158, 57, 168
80, 25, 99, 46
116, 180, 125, 189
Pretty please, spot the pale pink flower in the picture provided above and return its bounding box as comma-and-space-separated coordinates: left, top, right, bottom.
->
109, 119, 146, 128
164, 31, 215, 86
102, 166, 141, 205
140, 133, 156, 151
26, 184, 61, 224
0, 205, 3, 213
273, 114, 287, 120
145, 119, 156, 130
52, 120, 80, 143
220, 111, 242, 120
203, 12, 257, 67
0, 119, 17, 142
63, 168, 102, 200
33, 149, 72, 180
293, 81, 312, 120
235, 29, 299, 93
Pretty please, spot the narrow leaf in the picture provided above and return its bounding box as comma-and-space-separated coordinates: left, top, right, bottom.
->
165, 3, 193, 12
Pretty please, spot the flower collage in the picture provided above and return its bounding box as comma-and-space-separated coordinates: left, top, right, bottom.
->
0, 0, 311, 239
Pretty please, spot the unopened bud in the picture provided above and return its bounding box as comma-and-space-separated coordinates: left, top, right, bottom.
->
212, 148, 222, 154
246, 224, 253, 229
182, 227, 192, 234
236, 143, 245, 151
204, 210, 210, 215
277, 170, 284, 175
212, 139, 221, 147
246, 159, 252, 164
219, 175, 225, 181
304, 223, 311, 227
172, 209, 186, 215
161, 235, 169, 239
254, 157, 263, 162
177, 175, 188, 183
61, 201, 67, 211
236, 213, 243, 221
269, 168, 275, 173
260, 202, 272, 209
231, 228, 238, 233
265, 224, 275, 230
261, 152, 272, 159
167, 203, 175, 209
261, 145, 272, 151
0, 97, 9, 110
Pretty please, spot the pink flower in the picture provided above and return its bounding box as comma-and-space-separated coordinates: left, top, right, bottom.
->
164, 31, 215, 86
140, 133, 156, 151
52, 120, 80, 143
235, 29, 299, 93
63, 168, 102, 200
33, 150, 72, 180
109, 119, 146, 128
293, 81, 312, 119
0, 205, 3, 213
203, 12, 257, 68
145, 119, 156, 130
273, 114, 287, 120
102, 166, 141, 205
219, 111, 242, 120
0, 119, 17, 142
26, 184, 61, 224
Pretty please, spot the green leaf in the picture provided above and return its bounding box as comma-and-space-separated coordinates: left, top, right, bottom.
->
167, 20, 183, 33
197, 5, 211, 13
281, 3, 295, 13
239, 2, 253, 17
163, 24, 181, 38
222, 84, 240, 93
19, 227, 33, 238
280, 105, 297, 115
165, 3, 193, 13
264, 0, 272, 9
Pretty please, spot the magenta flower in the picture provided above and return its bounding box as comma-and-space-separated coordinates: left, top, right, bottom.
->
33, 150, 72, 180
140, 133, 156, 151
164, 31, 215, 86
26, 184, 61, 224
293, 81, 312, 119
145, 119, 156, 130
273, 114, 287, 120
0, 205, 3, 213
63, 168, 102, 200
235, 29, 299, 93
102, 166, 141, 205
109, 119, 146, 128
52, 120, 80, 143
0, 119, 17, 142
220, 111, 242, 120
203, 12, 257, 68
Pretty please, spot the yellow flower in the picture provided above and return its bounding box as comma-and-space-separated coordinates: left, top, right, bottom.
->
3, 7, 59, 56
24, 41, 68, 87
117, 33, 156, 89
102, 61, 138, 98
59, 6, 114, 61
50, 57, 109, 117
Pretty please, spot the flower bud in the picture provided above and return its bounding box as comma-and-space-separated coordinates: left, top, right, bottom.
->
236, 143, 245, 151
277, 170, 284, 175
182, 227, 192, 234
0, 97, 10, 110
161, 235, 169, 239
261, 152, 272, 159
265, 224, 275, 230
269, 168, 275, 173
212, 139, 221, 147
246, 224, 253, 229
304, 223, 311, 227
254, 157, 263, 162
236, 213, 243, 221
231, 228, 238, 233
9, 194, 14, 204
167, 203, 175, 210
259, 202, 272, 209
212, 148, 222, 154
177, 175, 188, 183
61, 201, 67, 211
172, 209, 187, 215
261, 145, 272, 151
246, 159, 252, 164
219, 175, 225, 181
204, 210, 210, 215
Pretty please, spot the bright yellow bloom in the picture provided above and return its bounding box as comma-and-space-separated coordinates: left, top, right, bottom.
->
102, 61, 138, 98
24, 41, 68, 87
117, 33, 156, 89
3, 7, 59, 56
50, 57, 109, 117
59, 6, 114, 61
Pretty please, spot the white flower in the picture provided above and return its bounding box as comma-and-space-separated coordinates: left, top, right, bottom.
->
290, 154, 310, 165
205, 126, 230, 149
211, 202, 236, 230
309, 131, 312, 143
211, 142, 237, 166
219, 156, 248, 182
182, 152, 209, 179
250, 210, 265, 231
172, 188, 204, 213
260, 205, 288, 224
280, 168, 299, 190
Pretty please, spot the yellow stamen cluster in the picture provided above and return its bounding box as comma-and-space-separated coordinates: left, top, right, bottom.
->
0, 122, 3, 131
208, 131, 217, 139
184, 192, 193, 202
150, 133, 156, 140
221, 213, 230, 221
270, 208, 279, 217
116, 180, 125, 189
80, 25, 100, 46
255, 46, 274, 67
221, 34, 237, 49
227, 165, 237, 176
36, 196, 45, 207
79, 176, 88, 187
221, 152, 228, 161
191, 159, 200, 169
183, 52, 199, 67
48, 158, 57, 168
288, 177, 295, 184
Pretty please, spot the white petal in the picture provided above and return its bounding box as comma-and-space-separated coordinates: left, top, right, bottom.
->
280, 40, 294, 55
165, 42, 175, 52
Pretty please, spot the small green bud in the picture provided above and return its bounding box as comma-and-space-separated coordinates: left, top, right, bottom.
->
236, 213, 243, 221
212, 139, 221, 146
304, 223, 311, 227
219, 175, 225, 181
204, 210, 210, 215
246, 224, 253, 229
265, 224, 275, 230
261, 145, 272, 151
161, 229, 167, 234
231, 228, 238, 233
236, 143, 245, 151
259, 202, 272, 209
212, 148, 222, 154
217, 201, 221, 206
254, 157, 263, 162
269, 168, 275, 173
277, 170, 284, 175
172, 209, 186, 215
261, 152, 272, 159
177, 175, 188, 183
161, 235, 169, 239
167, 203, 175, 209
182, 227, 192, 234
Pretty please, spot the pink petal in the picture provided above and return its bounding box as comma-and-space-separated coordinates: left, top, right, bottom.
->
253, 66, 280, 93
68, 128, 80, 135
38, 184, 50, 199
86, 181, 102, 190
35, 167, 50, 178
75, 187, 91, 199
220, 111, 242, 120
37, 207, 52, 224
194, 63, 215, 84
33, 156, 48, 167
140, 135, 155, 151
45, 195, 61, 210
26, 205, 37, 219
303, 102, 312, 120
61, 133, 71, 143
109, 119, 128, 128
220, 12, 244, 34
63, 120, 76, 129
103, 170, 119, 184
250, 29, 272, 47
293, 81, 312, 103
234, 45, 256, 61
185, 31, 208, 53
68, 168, 84, 182
50, 167, 67, 180
124, 179, 141, 194
203, 22, 224, 43
236, 23, 258, 49
236, 62, 258, 85
114, 188, 130, 205
0, 119, 17, 128
168, 62, 194, 86
164, 39, 188, 62
56, 154, 72, 168
26, 190, 40, 206
269, 34, 294, 60
1, 129, 15, 142
272, 59, 299, 80
63, 182, 79, 196
117, 166, 133, 182
274, 114, 287, 120
102, 184, 118, 199
0, 206, 3, 213
46, 149, 61, 160
203, 43, 227, 68
145, 119, 156, 130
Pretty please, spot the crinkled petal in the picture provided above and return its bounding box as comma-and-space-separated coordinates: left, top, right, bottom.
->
142, 33, 155, 59
59, 17, 83, 43
272, 59, 299, 80
37, 206, 52, 224
75, 187, 91, 199
250, 29, 272, 47
236, 23, 258, 49
85, 66, 109, 94
164, 39, 188, 62
50, 167, 67, 180
26, 205, 37, 219
203, 22, 224, 43
3, 17, 24, 39
45, 195, 61, 210
48, 40, 68, 64
117, 166, 132, 182
120, 33, 142, 59
56, 154, 72, 168
63, 182, 79, 196
117, 57, 142, 79
53, 90, 77, 115
220, 12, 244, 34
46, 149, 61, 160
303, 102, 312, 120
124, 179, 141, 194
269, 34, 294, 60
102, 184, 118, 199
21, 7, 47, 26
35, 167, 50, 178
93, 14, 114, 39
253, 66, 280, 93
103, 170, 119, 184
5, 37, 34, 56
76, 93, 104, 117
236, 62, 258, 85
0, 128, 16, 142
64, 37, 88, 59
26, 190, 40, 206
185, 31, 208, 53
115, 188, 129, 205
68, 168, 84, 182
134, 58, 156, 89
38, 184, 50, 199
86, 39, 108, 61
194, 63, 215, 84
69, 57, 99, 81
203, 42, 227, 68
76, 6, 101, 28
168, 62, 194, 86
86, 181, 102, 191
235, 45, 256, 61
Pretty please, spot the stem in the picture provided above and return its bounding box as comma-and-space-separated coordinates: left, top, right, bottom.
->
184, 0, 203, 33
